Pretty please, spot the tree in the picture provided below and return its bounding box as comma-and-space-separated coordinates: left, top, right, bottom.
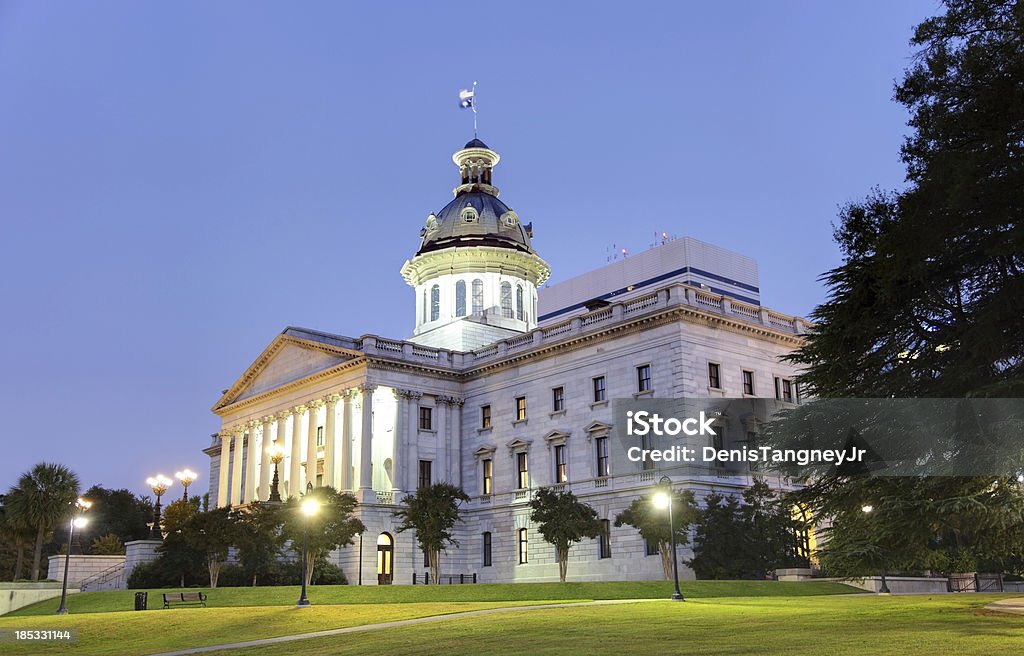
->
689, 492, 747, 580
156, 497, 204, 587
393, 483, 469, 584
280, 487, 364, 586
230, 502, 285, 586
5, 463, 80, 581
527, 488, 602, 582
90, 534, 125, 555
78, 485, 152, 549
0, 492, 36, 580
615, 488, 699, 580
776, 0, 1024, 575
182, 507, 235, 589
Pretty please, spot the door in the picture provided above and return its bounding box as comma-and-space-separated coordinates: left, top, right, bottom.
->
377, 533, 393, 585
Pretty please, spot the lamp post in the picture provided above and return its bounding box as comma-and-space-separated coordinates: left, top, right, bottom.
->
297, 482, 319, 608
861, 504, 890, 593
653, 476, 684, 602
56, 498, 91, 615
267, 443, 285, 503
175, 469, 197, 503
147, 475, 173, 539
355, 532, 363, 585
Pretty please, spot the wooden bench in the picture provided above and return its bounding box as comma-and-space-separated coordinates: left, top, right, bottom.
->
162, 592, 208, 609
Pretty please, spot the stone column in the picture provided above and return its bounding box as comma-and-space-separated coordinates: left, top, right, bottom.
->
290, 405, 306, 498
324, 394, 340, 490
258, 416, 273, 501
306, 400, 323, 487
392, 389, 407, 494
341, 390, 354, 491
244, 420, 259, 503
406, 392, 421, 491
451, 398, 464, 487
275, 410, 291, 496
217, 431, 231, 508
229, 426, 245, 506
358, 384, 375, 502
437, 398, 449, 483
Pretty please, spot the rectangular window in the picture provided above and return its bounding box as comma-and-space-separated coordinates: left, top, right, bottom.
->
596, 437, 610, 477
599, 519, 611, 559
482, 458, 493, 495
481, 404, 491, 429
742, 370, 755, 395
775, 377, 794, 402
554, 444, 567, 483
518, 528, 528, 564
645, 539, 659, 556
515, 396, 527, 421
637, 365, 652, 393
419, 406, 433, 431
593, 376, 606, 402
708, 362, 721, 389
641, 433, 656, 471
316, 425, 324, 448
552, 386, 565, 412
483, 532, 492, 567
517, 452, 529, 489
418, 460, 432, 489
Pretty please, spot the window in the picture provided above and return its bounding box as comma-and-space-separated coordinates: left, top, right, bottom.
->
708, 362, 721, 389
481, 404, 491, 429
516, 284, 524, 321
552, 386, 564, 412
516, 452, 529, 489
472, 279, 484, 314
554, 444, 567, 483
775, 377, 794, 402
742, 370, 755, 395
645, 539, 659, 556
418, 460, 432, 489
596, 437, 610, 477
419, 406, 433, 431
599, 520, 611, 559
316, 425, 324, 448
518, 528, 528, 564
515, 396, 527, 421
483, 532, 492, 567
637, 365, 651, 393
455, 280, 467, 316
430, 284, 440, 322
461, 207, 478, 222
500, 282, 513, 318
482, 458, 493, 495
593, 376, 606, 402
641, 433, 655, 471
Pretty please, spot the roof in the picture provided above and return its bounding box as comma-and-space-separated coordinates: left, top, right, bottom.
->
463, 138, 489, 149
416, 191, 534, 256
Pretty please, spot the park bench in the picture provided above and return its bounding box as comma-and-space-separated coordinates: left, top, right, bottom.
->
162, 592, 208, 609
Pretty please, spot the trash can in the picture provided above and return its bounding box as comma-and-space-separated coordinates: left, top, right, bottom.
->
134, 591, 148, 611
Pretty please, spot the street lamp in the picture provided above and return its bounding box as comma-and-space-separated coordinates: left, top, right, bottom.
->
355, 532, 363, 585
176, 469, 198, 503
267, 443, 286, 503
861, 504, 889, 593
56, 498, 91, 615
653, 476, 684, 602
296, 483, 320, 608
147, 474, 173, 539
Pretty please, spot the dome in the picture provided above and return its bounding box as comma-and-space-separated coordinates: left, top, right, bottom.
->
463, 138, 490, 149
416, 191, 534, 256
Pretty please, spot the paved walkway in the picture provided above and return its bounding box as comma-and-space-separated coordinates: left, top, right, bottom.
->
148, 599, 661, 656
985, 597, 1024, 615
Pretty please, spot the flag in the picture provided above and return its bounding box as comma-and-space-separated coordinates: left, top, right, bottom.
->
459, 88, 474, 109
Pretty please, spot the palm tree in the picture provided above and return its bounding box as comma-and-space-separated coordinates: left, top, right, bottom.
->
1, 491, 37, 580
7, 463, 80, 581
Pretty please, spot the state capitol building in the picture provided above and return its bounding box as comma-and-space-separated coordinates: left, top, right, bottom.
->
203, 137, 808, 584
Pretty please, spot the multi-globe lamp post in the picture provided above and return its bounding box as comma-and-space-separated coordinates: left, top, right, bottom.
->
653, 476, 685, 602
175, 469, 197, 503
297, 482, 320, 608
56, 497, 92, 615
147, 474, 173, 539
861, 504, 890, 593
267, 442, 285, 503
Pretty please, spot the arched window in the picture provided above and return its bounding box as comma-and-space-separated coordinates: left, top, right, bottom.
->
516, 284, 524, 321
430, 284, 440, 322
500, 282, 513, 318
455, 280, 467, 317
472, 279, 484, 314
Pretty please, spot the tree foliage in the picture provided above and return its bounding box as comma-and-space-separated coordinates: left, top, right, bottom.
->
393, 483, 469, 584
614, 488, 698, 580
280, 487, 364, 586
528, 488, 603, 582
230, 502, 286, 586
90, 534, 125, 555
4, 463, 80, 581
181, 507, 236, 588
79, 485, 152, 549
778, 0, 1024, 575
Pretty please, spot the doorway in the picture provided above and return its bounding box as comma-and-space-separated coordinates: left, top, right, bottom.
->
377, 532, 394, 585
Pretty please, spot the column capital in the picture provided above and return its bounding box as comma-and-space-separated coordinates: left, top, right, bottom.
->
325, 392, 342, 406
232, 425, 246, 436
292, 404, 308, 414
276, 410, 292, 421
307, 398, 325, 410
437, 395, 465, 406
247, 419, 260, 430
359, 383, 377, 394
261, 415, 275, 425
394, 388, 423, 400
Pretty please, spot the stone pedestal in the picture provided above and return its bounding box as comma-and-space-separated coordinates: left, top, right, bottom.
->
124, 540, 162, 585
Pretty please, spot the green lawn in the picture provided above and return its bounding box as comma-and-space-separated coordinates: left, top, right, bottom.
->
8, 580, 858, 616
194, 596, 1024, 656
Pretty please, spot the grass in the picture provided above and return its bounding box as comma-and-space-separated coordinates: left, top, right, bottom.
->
193, 595, 1024, 656
8, 580, 858, 616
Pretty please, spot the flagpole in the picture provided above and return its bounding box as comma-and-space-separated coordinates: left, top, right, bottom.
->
472, 80, 478, 137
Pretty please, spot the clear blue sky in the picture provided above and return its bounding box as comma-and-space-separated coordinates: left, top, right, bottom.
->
0, 1, 937, 499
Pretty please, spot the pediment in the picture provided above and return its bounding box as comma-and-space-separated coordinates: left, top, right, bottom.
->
584, 421, 613, 436
506, 438, 532, 452
543, 430, 571, 443
214, 333, 362, 410
473, 444, 497, 459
